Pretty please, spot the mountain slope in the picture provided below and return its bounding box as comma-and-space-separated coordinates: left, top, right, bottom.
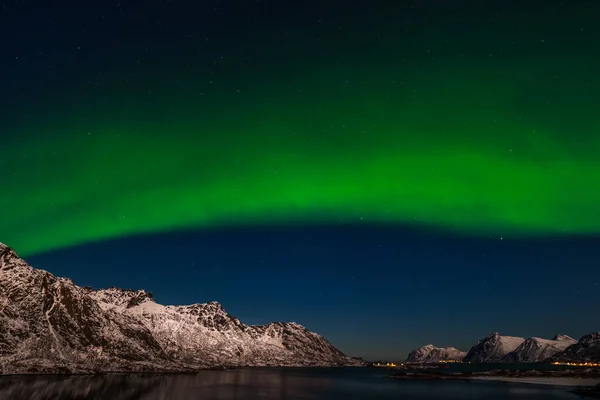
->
464, 333, 525, 363
89, 287, 350, 367
504, 335, 578, 362
406, 344, 466, 363
550, 332, 600, 363
0, 242, 354, 373
0, 243, 170, 374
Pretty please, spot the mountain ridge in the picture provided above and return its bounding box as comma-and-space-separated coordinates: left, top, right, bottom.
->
0, 242, 356, 374
503, 334, 578, 362
406, 344, 466, 363
463, 333, 525, 363
549, 331, 600, 363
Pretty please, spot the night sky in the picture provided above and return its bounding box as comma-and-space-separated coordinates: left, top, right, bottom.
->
1, 0, 599, 360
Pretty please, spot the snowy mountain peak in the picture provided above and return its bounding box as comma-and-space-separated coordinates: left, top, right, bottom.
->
406, 344, 467, 363
0, 242, 16, 257
464, 333, 525, 363
173, 301, 230, 318
504, 335, 578, 362
580, 331, 600, 344
0, 243, 20, 269
550, 332, 600, 363
201, 301, 226, 312
91, 287, 156, 310
552, 334, 576, 341
0, 243, 31, 273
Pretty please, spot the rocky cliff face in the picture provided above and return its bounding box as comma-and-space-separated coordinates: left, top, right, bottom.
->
406, 344, 466, 363
504, 335, 577, 362
463, 333, 525, 363
0, 242, 355, 374
0, 243, 172, 374
550, 332, 600, 363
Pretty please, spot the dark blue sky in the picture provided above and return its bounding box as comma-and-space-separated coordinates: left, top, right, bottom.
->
27, 226, 599, 360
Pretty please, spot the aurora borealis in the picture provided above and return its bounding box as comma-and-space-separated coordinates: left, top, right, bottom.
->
3, 0, 600, 256
1, 0, 599, 358
4, 102, 600, 257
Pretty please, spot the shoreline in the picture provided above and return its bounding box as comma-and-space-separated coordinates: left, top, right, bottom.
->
0, 365, 362, 378
391, 367, 600, 389
470, 376, 600, 387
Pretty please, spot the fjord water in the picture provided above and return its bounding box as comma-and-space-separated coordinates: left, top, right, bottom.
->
0, 368, 577, 400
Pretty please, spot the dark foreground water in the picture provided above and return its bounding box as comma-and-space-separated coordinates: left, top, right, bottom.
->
0, 368, 582, 400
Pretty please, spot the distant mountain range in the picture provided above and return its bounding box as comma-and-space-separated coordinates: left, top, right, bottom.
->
504, 334, 577, 363
547, 332, 600, 363
406, 345, 466, 363
406, 332, 599, 363
464, 333, 526, 362
0, 242, 357, 374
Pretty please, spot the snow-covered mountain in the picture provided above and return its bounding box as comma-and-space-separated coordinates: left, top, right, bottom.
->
88, 287, 351, 367
503, 334, 578, 362
464, 333, 525, 363
406, 344, 466, 363
0, 242, 356, 374
550, 331, 600, 363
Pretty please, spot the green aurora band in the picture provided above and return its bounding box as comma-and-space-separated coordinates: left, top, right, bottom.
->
2, 15, 600, 256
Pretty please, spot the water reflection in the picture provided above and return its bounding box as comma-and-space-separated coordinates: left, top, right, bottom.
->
0, 369, 332, 400
0, 368, 579, 400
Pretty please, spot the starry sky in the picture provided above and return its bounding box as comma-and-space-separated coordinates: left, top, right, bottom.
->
1, 0, 599, 360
